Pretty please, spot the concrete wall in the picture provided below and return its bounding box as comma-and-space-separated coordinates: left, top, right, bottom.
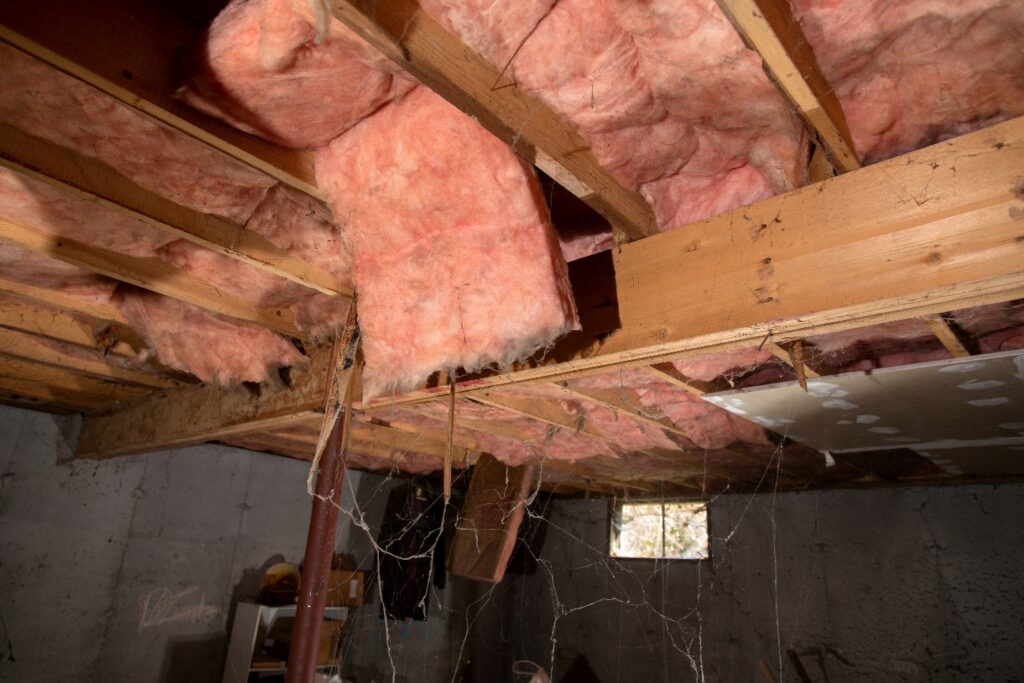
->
702, 484, 1024, 683
0, 405, 360, 683
337, 491, 703, 683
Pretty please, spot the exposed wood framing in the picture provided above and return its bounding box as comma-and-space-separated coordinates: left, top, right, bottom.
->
0, 355, 151, 406
0, 327, 175, 388
0, 15, 318, 195
0, 276, 127, 325
364, 117, 1024, 407
0, 296, 129, 355
0, 124, 349, 298
330, 0, 657, 240
0, 217, 302, 337
920, 314, 973, 358
76, 350, 332, 458
471, 391, 615, 444
716, 0, 861, 171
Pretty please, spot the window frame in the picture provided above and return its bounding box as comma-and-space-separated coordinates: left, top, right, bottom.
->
608, 498, 710, 562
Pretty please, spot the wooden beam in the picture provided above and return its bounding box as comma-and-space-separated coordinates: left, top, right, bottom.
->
0, 217, 302, 337
363, 116, 1024, 406
0, 124, 350, 298
330, 0, 657, 240
0, 376, 110, 412
559, 384, 687, 441
0, 389, 76, 414
0, 327, 174, 388
0, 295, 119, 352
0, 355, 152, 405
0, 12, 318, 195
0, 276, 127, 325
448, 454, 535, 583
716, 0, 861, 171
471, 391, 616, 444
643, 363, 730, 397
920, 314, 972, 358
76, 349, 331, 459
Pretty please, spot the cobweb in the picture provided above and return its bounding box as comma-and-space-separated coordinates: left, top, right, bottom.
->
301, 428, 796, 683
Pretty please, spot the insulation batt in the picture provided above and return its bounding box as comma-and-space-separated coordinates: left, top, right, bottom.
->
178, 0, 415, 148
317, 86, 579, 398
421, 0, 808, 231
792, 0, 1024, 162
0, 43, 273, 224
115, 287, 307, 385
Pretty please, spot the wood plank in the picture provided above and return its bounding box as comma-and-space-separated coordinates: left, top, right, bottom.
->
920, 314, 972, 358
0, 217, 302, 337
559, 384, 686, 441
0, 10, 318, 195
76, 350, 331, 459
0, 295, 112, 350
765, 341, 820, 379
363, 116, 1024, 406
643, 363, 731, 397
0, 376, 111, 412
0, 277, 127, 325
0, 389, 76, 414
716, 0, 861, 171
448, 454, 535, 584
330, 0, 657, 240
0, 355, 152, 404
0, 327, 174, 388
0, 124, 349, 297
0, 295, 139, 358
471, 391, 615, 444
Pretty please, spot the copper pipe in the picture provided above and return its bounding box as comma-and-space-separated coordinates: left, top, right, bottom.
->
286, 416, 348, 683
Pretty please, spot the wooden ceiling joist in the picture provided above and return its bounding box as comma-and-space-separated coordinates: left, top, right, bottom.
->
0, 376, 109, 413
716, 0, 861, 172
0, 124, 350, 298
0, 326, 174, 389
0, 276, 127, 326
76, 349, 332, 459
330, 0, 658, 240
920, 314, 973, 358
365, 116, 1024, 407
0, 217, 302, 337
0, 295, 122, 353
470, 391, 617, 445
0, 15, 318, 196
0, 355, 151, 405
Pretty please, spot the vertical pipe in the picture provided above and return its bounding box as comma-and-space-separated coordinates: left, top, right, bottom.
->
286, 416, 347, 683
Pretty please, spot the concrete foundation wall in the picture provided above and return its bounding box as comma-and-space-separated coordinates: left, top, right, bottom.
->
0, 405, 360, 683
702, 484, 1024, 682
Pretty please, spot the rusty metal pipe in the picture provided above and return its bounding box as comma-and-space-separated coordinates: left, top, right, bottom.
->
286, 416, 348, 683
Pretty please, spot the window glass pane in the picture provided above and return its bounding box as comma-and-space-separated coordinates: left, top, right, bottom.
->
663, 503, 708, 560
611, 501, 708, 560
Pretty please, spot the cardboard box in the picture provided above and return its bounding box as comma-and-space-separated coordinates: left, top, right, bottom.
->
326, 570, 364, 607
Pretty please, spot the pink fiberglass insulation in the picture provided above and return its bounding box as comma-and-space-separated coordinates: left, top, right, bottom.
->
792, 0, 1024, 163
0, 244, 118, 303
115, 287, 307, 385
0, 43, 272, 224
245, 184, 353, 290
317, 86, 579, 398
178, 0, 415, 148
671, 347, 779, 382
421, 0, 808, 231
569, 368, 770, 449
804, 320, 953, 372
491, 382, 679, 453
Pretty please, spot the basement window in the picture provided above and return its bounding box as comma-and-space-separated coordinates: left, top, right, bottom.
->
610, 501, 709, 560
